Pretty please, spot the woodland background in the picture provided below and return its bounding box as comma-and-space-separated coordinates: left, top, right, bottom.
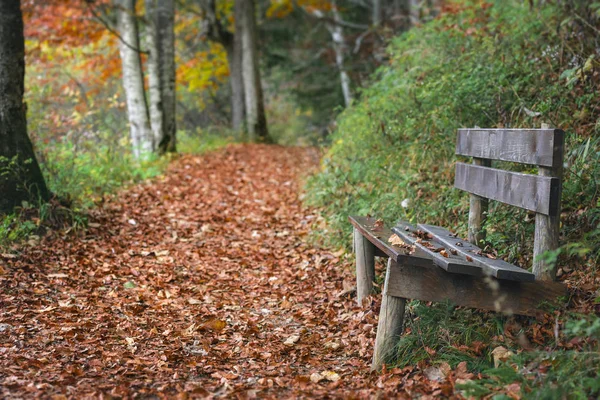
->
0, 0, 599, 397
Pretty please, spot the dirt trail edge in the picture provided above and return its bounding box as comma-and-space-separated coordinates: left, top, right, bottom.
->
1, 145, 439, 399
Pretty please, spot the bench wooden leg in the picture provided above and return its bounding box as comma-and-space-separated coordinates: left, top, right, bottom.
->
354, 227, 375, 306
371, 258, 407, 371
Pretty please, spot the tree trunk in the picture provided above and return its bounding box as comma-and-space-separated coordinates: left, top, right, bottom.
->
156, 0, 176, 153
144, 0, 163, 151
0, 0, 49, 214
235, 0, 270, 142
330, 3, 352, 107
226, 39, 245, 132
408, 0, 419, 26
198, 0, 244, 132
116, 0, 153, 159
372, 0, 382, 26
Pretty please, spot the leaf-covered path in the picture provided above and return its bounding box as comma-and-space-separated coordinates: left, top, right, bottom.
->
1, 145, 438, 398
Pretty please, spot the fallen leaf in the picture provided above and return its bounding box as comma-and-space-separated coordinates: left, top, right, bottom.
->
424, 362, 450, 382
491, 346, 515, 368
48, 273, 68, 278
324, 341, 340, 350
388, 234, 405, 246
201, 319, 226, 331
283, 335, 300, 346
321, 371, 340, 382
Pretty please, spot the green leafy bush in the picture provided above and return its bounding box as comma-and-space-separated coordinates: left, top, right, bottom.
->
306, 0, 600, 272
0, 129, 229, 247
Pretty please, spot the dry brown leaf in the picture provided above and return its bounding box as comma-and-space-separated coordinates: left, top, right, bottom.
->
283, 335, 300, 346
491, 346, 514, 368
388, 234, 405, 246
310, 373, 323, 383
321, 371, 340, 382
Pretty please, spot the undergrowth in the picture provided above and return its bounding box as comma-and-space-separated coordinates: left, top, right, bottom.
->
398, 303, 600, 399
0, 130, 230, 248
305, 0, 600, 273
305, 0, 600, 396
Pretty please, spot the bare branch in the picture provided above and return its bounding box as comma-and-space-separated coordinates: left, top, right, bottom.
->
85, 1, 149, 55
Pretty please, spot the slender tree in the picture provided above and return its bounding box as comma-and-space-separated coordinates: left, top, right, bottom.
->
312, 2, 352, 108
408, 0, 419, 26
115, 0, 153, 159
235, 0, 270, 142
156, 0, 177, 152
0, 0, 49, 214
145, 0, 164, 151
373, 0, 382, 26
199, 0, 245, 132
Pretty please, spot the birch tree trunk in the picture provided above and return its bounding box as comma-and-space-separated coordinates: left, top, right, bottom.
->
329, 3, 352, 107
145, 0, 162, 151
312, 5, 352, 108
235, 0, 270, 142
0, 0, 49, 213
116, 0, 153, 159
156, 0, 176, 153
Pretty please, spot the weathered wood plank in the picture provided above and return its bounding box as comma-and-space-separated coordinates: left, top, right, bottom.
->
418, 224, 535, 282
454, 163, 561, 216
468, 158, 491, 245
354, 227, 375, 306
349, 216, 431, 267
392, 221, 482, 276
533, 124, 564, 281
384, 261, 566, 316
456, 128, 564, 167
371, 259, 406, 371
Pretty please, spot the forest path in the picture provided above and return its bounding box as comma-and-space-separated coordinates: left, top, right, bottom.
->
2, 144, 430, 398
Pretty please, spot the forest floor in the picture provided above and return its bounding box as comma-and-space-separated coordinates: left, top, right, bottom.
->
0, 145, 448, 399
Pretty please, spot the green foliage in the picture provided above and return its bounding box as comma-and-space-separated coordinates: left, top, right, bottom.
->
39, 129, 228, 211
397, 304, 600, 398
176, 129, 232, 155
265, 75, 323, 146
306, 0, 600, 273
0, 213, 37, 243
395, 302, 504, 371
458, 314, 600, 399
0, 129, 229, 248
306, 1, 600, 395
40, 138, 169, 210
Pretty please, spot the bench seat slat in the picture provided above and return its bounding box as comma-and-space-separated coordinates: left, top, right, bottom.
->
454, 162, 560, 216
418, 224, 535, 282
456, 128, 564, 167
348, 216, 431, 267
392, 221, 482, 277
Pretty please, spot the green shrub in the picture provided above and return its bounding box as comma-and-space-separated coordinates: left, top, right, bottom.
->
306, 0, 600, 272
0, 129, 229, 248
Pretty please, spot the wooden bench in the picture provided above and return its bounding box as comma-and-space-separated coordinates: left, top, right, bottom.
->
349, 127, 568, 370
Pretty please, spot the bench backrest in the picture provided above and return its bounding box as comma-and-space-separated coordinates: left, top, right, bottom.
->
454, 128, 565, 281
